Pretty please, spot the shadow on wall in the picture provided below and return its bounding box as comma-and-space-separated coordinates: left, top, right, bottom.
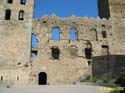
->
92, 55, 125, 92
92, 55, 125, 78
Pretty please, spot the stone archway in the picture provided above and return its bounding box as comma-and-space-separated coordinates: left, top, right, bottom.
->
38, 72, 47, 85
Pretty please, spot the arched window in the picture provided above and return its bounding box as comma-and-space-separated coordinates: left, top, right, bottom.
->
18, 10, 25, 20
52, 27, 60, 40
90, 28, 98, 41
5, 9, 11, 20
7, 0, 13, 3
20, 0, 26, 5
70, 28, 77, 41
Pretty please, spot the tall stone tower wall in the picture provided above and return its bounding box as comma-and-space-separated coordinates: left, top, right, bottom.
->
0, 0, 34, 20
98, 0, 125, 19
0, 0, 34, 86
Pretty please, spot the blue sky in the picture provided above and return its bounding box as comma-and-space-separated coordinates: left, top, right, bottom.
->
34, 0, 98, 18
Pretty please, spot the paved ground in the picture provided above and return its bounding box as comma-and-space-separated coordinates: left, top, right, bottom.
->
0, 83, 120, 93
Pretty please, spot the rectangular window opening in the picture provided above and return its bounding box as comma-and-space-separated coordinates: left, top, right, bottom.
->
51, 47, 60, 60
102, 31, 107, 38
70, 28, 77, 41
31, 49, 38, 58
52, 27, 60, 40
88, 61, 91, 65
31, 33, 38, 58
8, 0, 13, 3
5, 9, 11, 20
85, 48, 92, 59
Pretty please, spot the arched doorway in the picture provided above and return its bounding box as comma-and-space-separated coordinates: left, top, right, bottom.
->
38, 72, 47, 85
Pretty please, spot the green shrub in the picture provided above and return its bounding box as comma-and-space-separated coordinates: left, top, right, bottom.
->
80, 76, 115, 83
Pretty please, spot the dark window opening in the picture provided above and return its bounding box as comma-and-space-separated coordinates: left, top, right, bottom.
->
31, 50, 38, 58
43, 21, 47, 24
17, 76, 19, 80
85, 48, 92, 59
52, 27, 60, 40
31, 33, 38, 58
24, 64, 29, 67
1, 76, 3, 81
8, 0, 13, 3
70, 28, 77, 41
31, 33, 38, 48
71, 22, 77, 25
102, 31, 107, 38
5, 9, 11, 20
38, 72, 47, 85
88, 61, 91, 65
18, 10, 25, 20
51, 47, 60, 60
102, 24, 106, 27
102, 45, 109, 48
20, 0, 26, 5
17, 62, 21, 65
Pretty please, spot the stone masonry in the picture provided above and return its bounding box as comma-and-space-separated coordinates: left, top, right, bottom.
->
0, 0, 125, 86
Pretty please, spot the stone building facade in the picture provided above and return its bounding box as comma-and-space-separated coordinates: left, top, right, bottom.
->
0, 0, 125, 86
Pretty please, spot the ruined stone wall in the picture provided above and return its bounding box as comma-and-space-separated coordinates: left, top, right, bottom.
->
30, 15, 119, 84
0, 0, 125, 86
31, 16, 90, 84
0, 15, 124, 85
92, 18, 125, 79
